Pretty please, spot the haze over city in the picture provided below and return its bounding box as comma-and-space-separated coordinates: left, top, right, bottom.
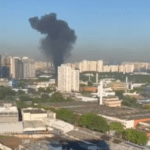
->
0, 0, 150, 63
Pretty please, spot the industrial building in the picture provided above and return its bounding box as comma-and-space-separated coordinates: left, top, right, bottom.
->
22, 108, 47, 121
23, 120, 46, 134
0, 103, 18, 123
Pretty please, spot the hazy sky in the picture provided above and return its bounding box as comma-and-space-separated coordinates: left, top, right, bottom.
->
0, 0, 150, 63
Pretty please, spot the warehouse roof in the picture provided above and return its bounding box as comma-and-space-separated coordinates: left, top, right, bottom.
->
23, 108, 47, 114
23, 120, 46, 131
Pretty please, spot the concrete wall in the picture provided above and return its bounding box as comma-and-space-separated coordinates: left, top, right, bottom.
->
22, 112, 30, 121
22, 113, 47, 121
30, 114, 47, 120
100, 114, 134, 128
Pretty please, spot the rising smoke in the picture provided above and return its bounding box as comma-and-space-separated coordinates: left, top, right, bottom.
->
29, 13, 77, 73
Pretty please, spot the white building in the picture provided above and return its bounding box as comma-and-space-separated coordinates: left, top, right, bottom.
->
22, 57, 35, 79
103, 65, 111, 72
58, 64, 79, 92
0, 103, 18, 123
97, 60, 103, 72
110, 65, 119, 72
44, 118, 74, 133
22, 108, 47, 121
119, 65, 125, 73
88, 61, 97, 72
125, 64, 134, 73
79, 60, 89, 72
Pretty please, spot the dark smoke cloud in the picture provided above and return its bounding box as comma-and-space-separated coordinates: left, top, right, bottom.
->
29, 13, 77, 73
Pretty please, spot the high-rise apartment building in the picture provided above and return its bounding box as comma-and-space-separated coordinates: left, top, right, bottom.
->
88, 61, 97, 72
79, 60, 89, 72
14, 57, 23, 79
103, 65, 111, 72
3, 56, 15, 78
110, 65, 119, 72
119, 65, 125, 73
22, 57, 35, 79
58, 64, 79, 92
97, 60, 103, 72
35, 61, 53, 70
124, 64, 134, 73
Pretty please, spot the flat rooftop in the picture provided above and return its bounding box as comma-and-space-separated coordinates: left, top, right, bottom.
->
23, 120, 46, 130
23, 109, 47, 114
0, 122, 23, 133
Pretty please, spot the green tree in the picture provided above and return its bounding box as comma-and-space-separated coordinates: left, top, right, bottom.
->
78, 113, 109, 133
50, 92, 65, 102
38, 87, 46, 93
45, 87, 52, 93
18, 90, 25, 95
41, 94, 50, 100
18, 81, 26, 88
88, 81, 93, 86
80, 84, 86, 87
115, 91, 124, 99
122, 129, 148, 145
56, 108, 76, 124
20, 95, 31, 101
110, 122, 124, 134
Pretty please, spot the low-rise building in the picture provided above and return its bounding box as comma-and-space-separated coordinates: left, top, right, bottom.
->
22, 108, 47, 121
23, 120, 46, 134
45, 118, 74, 134
0, 78, 9, 87
80, 86, 97, 93
0, 103, 18, 123
103, 96, 122, 107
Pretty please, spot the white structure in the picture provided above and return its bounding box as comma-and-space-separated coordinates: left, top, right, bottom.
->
100, 114, 134, 129
0, 103, 18, 123
75, 95, 98, 102
79, 60, 89, 72
97, 60, 103, 72
22, 108, 47, 121
22, 57, 35, 79
130, 83, 145, 89
123, 92, 139, 96
88, 61, 97, 72
103, 65, 111, 72
96, 73, 98, 83
23, 120, 46, 133
110, 65, 119, 72
44, 118, 74, 133
12, 88, 28, 93
98, 80, 103, 105
0, 122, 23, 134
58, 64, 79, 92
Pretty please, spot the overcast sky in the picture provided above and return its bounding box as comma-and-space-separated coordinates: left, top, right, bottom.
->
0, 0, 150, 63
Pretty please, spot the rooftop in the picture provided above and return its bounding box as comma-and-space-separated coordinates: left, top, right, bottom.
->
23, 120, 46, 131
23, 108, 47, 114
0, 122, 23, 133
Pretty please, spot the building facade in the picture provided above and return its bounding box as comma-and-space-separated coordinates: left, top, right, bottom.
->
58, 64, 79, 92
22, 57, 35, 79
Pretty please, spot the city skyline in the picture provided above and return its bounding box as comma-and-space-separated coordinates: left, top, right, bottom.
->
0, 0, 150, 63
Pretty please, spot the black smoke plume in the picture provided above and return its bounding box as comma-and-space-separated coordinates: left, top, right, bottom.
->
29, 13, 77, 73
